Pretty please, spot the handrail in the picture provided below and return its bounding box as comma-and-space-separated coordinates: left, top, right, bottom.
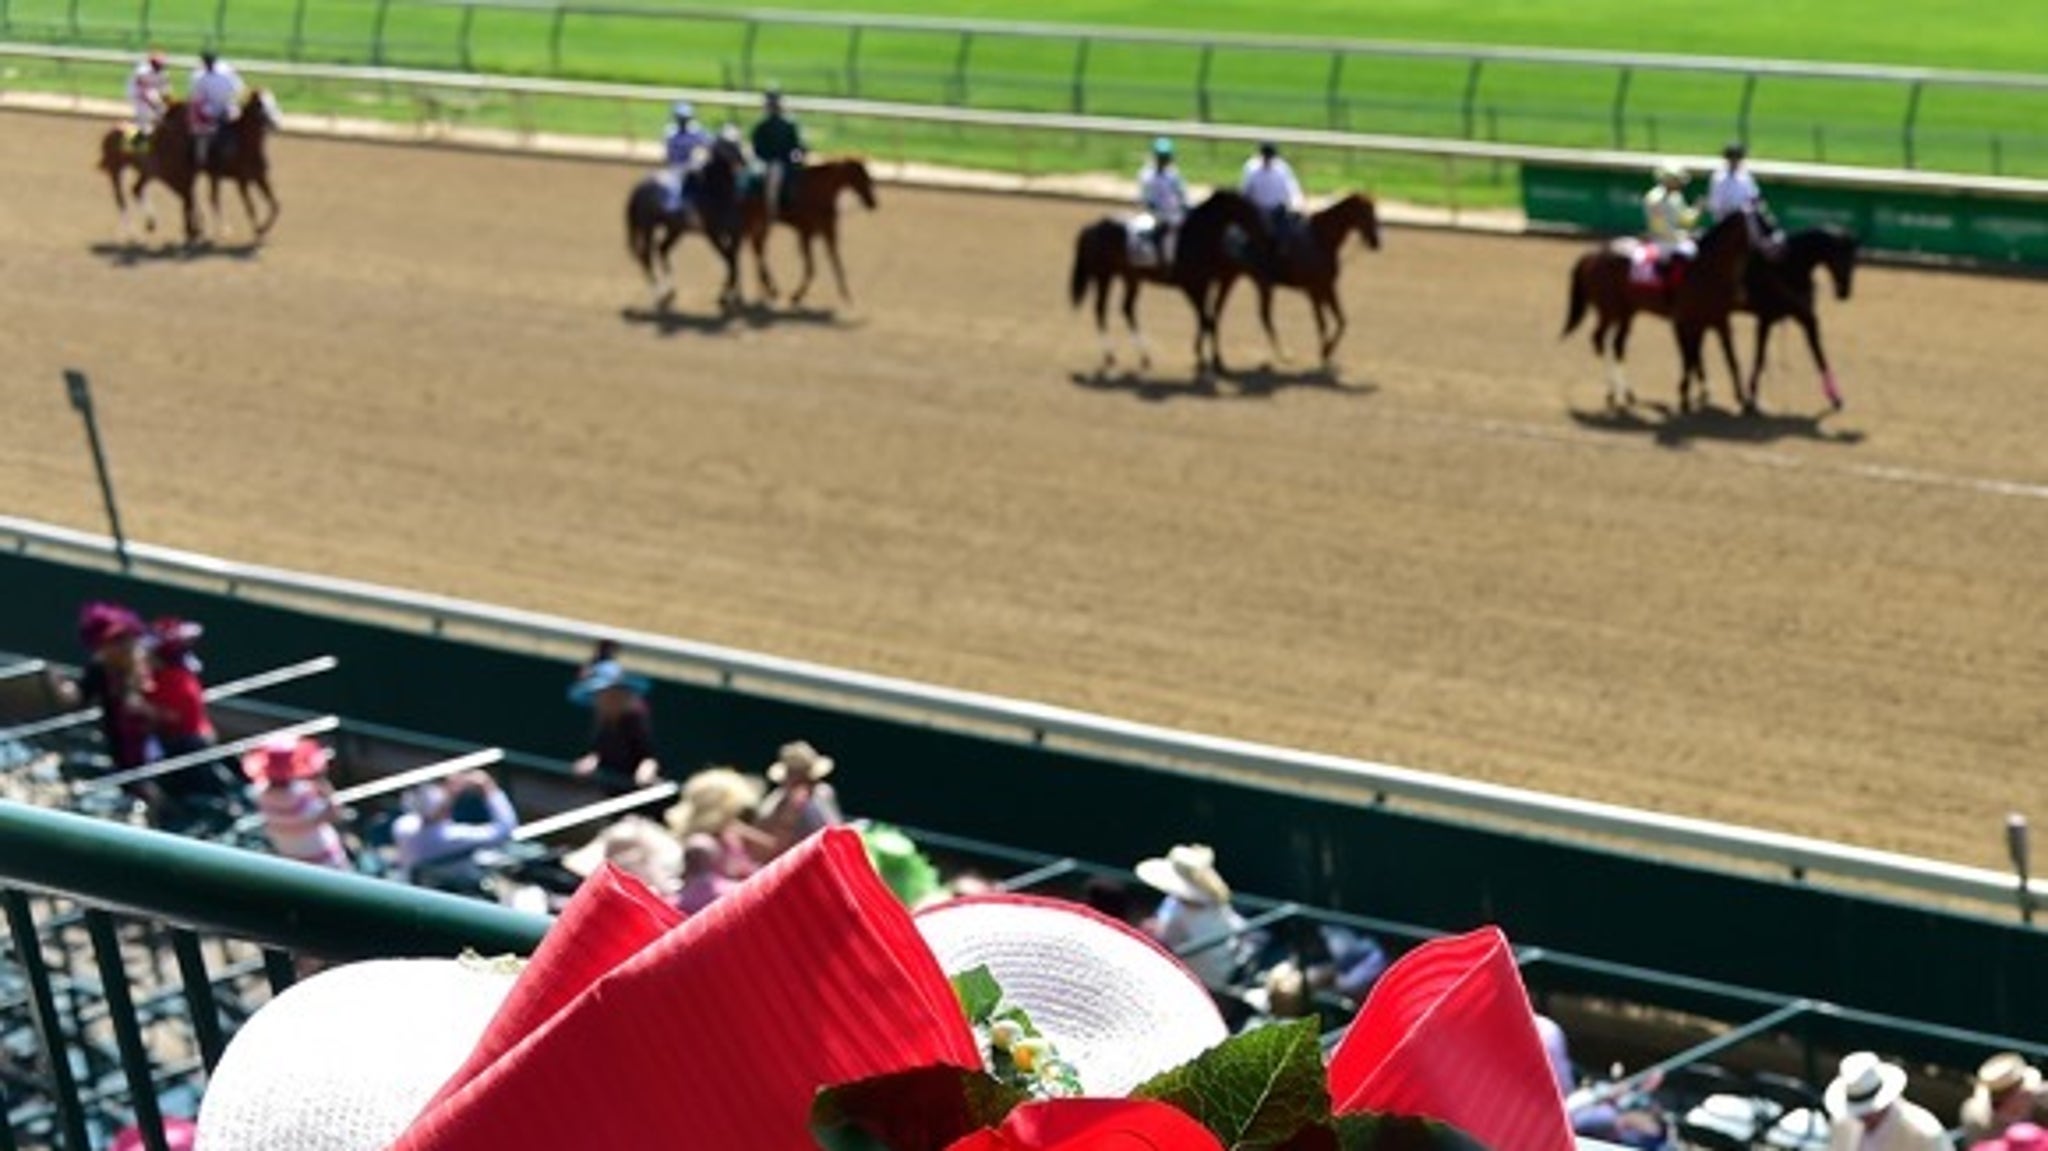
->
0, 654, 338, 744
511, 781, 680, 842
328, 747, 505, 807
0, 799, 548, 957
3, 513, 2042, 915
0, 657, 47, 682
6, 44, 2046, 201
76, 714, 339, 793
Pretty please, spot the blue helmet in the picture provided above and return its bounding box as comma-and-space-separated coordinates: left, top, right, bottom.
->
1152, 136, 1175, 157
671, 101, 695, 122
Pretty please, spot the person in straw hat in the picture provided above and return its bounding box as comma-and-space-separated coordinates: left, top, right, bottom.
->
1136, 843, 1251, 991
563, 815, 684, 898
663, 767, 773, 878
756, 740, 843, 857
1963, 1053, 2048, 1146
1823, 1050, 1947, 1151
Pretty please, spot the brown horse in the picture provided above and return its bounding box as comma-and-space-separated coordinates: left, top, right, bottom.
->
1213, 194, 1382, 366
1739, 226, 1859, 412
1067, 190, 1271, 373
1561, 210, 1756, 413
742, 157, 877, 306
97, 121, 164, 239
105, 92, 281, 244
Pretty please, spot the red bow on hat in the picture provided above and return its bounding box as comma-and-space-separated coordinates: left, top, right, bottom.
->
392, 828, 1570, 1151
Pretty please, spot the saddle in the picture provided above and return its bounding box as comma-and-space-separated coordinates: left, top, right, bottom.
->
656, 168, 700, 219
1620, 238, 1686, 300
1124, 214, 1167, 269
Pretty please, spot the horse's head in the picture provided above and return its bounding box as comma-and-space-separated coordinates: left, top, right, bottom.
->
1821, 227, 1859, 301
1346, 193, 1381, 251
846, 159, 877, 211
243, 89, 282, 132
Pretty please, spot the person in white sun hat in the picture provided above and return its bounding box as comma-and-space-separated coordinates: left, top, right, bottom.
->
1824, 1050, 1948, 1151
1135, 842, 1252, 991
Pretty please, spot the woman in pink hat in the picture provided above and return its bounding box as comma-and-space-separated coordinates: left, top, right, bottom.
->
243, 736, 351, 870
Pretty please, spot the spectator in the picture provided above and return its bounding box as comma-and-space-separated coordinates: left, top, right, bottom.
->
1082, 875, 1139, 926
1534, 1014, 1576, 1097
567, 658, 660, 789
241, 736, 351, 871
143, 617, 240, 833
756, 741, 843, 856
1824, 1051, 1948, 1151
562, 815, 683, 898
62, 602, 156, 774
663, 767, 773, 878
390, 771, 519, 889
1239, 959, 1310, 1033
674, 833, 741, 914
1981, 1125, 2048, 1151
1136, 843, 1250, 990
1963, 1054, 2047, 1146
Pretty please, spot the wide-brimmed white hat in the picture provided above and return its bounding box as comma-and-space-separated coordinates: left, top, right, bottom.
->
661, 767, 765, 837
1824, 1051, 1909, 1119
1976, 1051, 2045, 1098
767, 740, 834, 784
1135, 843, 1231, 906
561, 815, 684, 893
193, 891, 1227, 1148
914, 895, 1227, 1097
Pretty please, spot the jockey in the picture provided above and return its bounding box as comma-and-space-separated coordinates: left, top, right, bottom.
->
1643, 163, 1699, 254
187, 50, 244, 169
1240, 141, 1305, 233
1135, 136, 1189, 268
750, 87, 805, 217
662, 101, 713, 206
127, 50, 170, 140
1706, 141, 1763, 222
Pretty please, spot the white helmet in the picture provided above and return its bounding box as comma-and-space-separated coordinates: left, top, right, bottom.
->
1655, 162, 1690, 187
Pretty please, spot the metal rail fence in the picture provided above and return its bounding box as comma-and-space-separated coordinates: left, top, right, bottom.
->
2, 1, 2046, 174
3, 513, 2042, 923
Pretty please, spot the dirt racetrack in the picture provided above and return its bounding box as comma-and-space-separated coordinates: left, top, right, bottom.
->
2, 108, 2043, 871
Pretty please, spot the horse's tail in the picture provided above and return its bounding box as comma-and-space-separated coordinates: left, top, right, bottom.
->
1562, 258, 1591, 338
625, 189, 649, 269
1069, 228, 1093, 309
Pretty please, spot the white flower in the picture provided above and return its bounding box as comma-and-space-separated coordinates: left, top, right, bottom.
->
988, 1019, 1025, 1051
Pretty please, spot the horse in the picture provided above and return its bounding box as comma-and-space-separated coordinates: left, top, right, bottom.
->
107, 92, 282, 244
1212, 194, 1382, 366
625, 136, 747, 312
1067, 189, 1268, 373
97, 121, 163, 240
1561, 209, 1757, 413
741, 157, 877, 306
1739, 226, 1859, 412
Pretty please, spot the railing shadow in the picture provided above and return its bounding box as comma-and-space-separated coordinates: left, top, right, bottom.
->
1567, 402, 1866, 449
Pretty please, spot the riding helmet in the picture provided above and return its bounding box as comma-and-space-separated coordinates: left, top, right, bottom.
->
1258, 141, 1279, 159
200, 49, 217, 67
147, 49, 166, 70
672, 100, 695, 122
1152, 135, 1175, 157
1723, 140, 1747, 161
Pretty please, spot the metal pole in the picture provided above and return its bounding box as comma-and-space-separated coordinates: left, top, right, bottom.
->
1324, 50, 1344, 129
739, 18, 758, 90
547, 4, 566, 75
844, 25, 861, 97
2008, 813, 2033, 925
1460, 57, 1484, 139
63, 371, 131, 574
1195, 42, 1214, 122
457, 2, 475, 71
1902, 79, 1924, 169
1736, 71, 1758, 147
1610, 66, 1632, 149
949, 30, 973, 105
371, 0, 392, 66
288, 0, 307, 60
1068, 37, 1088, 114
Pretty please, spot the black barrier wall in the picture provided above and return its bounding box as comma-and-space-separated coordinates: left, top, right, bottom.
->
3, 550, 2041, 1039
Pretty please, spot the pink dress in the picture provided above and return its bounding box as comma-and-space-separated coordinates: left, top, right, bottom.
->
254, 780, 350, 869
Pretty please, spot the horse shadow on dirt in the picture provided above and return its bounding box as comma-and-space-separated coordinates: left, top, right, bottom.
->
1568, 401, 1866, 449
618, 301, 858, 338
88, 241, 262, 268
1071, 362, 1377, 404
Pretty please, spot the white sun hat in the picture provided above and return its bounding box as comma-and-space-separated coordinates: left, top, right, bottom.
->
1135, 843, 1232, 907
193, 957, 519, 1151
912, 894, 1229, 1097
1824, 1051, 1910, 1120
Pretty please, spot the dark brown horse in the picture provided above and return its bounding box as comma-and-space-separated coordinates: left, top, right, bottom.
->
1067, 189, 1269, 373
742, 157, 877, 306
1740, 226, 1859, 411
1213, 194, 1382, 366
1561, 210, 1756, 413
625, 136, 747, 312
103, 92, 281, 244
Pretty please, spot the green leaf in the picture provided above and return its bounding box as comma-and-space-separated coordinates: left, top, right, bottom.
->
811, 1064, 1028, 1151
951, 965, 1004, 1027
1326, 1113, 1493, 1151
1132, 1018, 1332, 1150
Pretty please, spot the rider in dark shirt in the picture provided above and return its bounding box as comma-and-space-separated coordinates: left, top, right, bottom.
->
750, 87, 805, 217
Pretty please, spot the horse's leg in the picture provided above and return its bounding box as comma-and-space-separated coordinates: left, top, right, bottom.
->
1800, 312, 1842, 410
1250, 277, 1285, 363
207, 172, 225, 240
1674, 325, 1704, 413
750, 219, 779, 302
1749, 317, 1775, 414
1716, 319, 1744, 413
236, 179, 262, 242
791, 231, 819, 306
1120, 276, 1149, 370
1090, 274, 1114, 369
252, 172, 279, 237
134, 170, 157, 235
1320, 286, 1347, 365
824, 221, 851, 304
109, 166, 131, 241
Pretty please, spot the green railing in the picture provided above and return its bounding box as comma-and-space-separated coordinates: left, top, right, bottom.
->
3, 1, 2046, 176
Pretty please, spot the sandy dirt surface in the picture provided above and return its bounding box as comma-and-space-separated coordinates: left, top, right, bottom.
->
2, 108, 2043, 870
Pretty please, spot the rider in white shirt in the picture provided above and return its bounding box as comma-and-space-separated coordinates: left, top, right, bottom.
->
1240, 142, 1305, 226
1705, 141, 1763, 222
127, 50, 170, 139
661, 101, 714, 210
187, 51, 244, 169
1135, 137, 1190, 268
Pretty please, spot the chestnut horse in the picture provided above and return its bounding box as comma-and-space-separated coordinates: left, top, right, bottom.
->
1740, 226, 1859, 411
100, 92, 281, 244
742, 157, 877, 306
1213, 194, 1382, 365
1561, 209, 1756, 413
